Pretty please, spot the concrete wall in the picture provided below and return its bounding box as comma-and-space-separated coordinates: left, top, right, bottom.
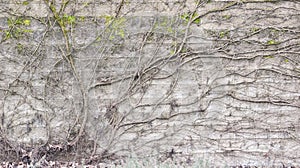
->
0, 0, 300, 166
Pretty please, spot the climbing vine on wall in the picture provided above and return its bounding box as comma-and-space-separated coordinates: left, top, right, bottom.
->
0, 0, 300, 166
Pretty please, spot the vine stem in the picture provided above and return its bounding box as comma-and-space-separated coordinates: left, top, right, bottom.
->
43, 0, 88, 146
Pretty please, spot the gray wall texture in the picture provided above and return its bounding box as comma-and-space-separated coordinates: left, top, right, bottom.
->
0, 0, 300, 166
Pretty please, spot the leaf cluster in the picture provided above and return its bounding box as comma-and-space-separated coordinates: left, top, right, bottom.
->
1, 17, 32, 41
180, 12, 201, 24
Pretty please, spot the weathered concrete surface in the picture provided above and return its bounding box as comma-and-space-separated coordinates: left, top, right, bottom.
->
0, 0, 300, 166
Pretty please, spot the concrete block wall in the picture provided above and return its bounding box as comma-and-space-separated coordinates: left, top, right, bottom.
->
0, 0, 300, 166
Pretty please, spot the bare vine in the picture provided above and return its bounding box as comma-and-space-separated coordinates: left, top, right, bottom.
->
0, 0, 299, 166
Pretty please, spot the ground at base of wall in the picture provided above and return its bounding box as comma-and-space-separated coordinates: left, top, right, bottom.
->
0, 157, 295, 168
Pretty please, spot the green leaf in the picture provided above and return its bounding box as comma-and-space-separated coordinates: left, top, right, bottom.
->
193, 18, 201, 24
251, 27, 260, 32
192, 13, 200, 24
219, 31, 228, 38
96, 36, 101, 42
104, 15, 114, 25
167, 27, 173, 33
264, 55, 274, 59
169, 49, 175, 55
118, 29, 125, 38
267, 40, 277, 45
109, 35, 115, 40
16, 43, 24, 53
15, 18, 23, 25
223, 15, 231, 20
83, 2, 89, 7
181, 13, 201, 24
67, 16, 76, 24
4, 30, 12, 40
7, 18, 13, 26
14, 28, 22, 38
79, 16, 85, 21
23, 19, 31, 26
23, 29, 33, 33
180, 13, 189, 21
22, 1, 29, 5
